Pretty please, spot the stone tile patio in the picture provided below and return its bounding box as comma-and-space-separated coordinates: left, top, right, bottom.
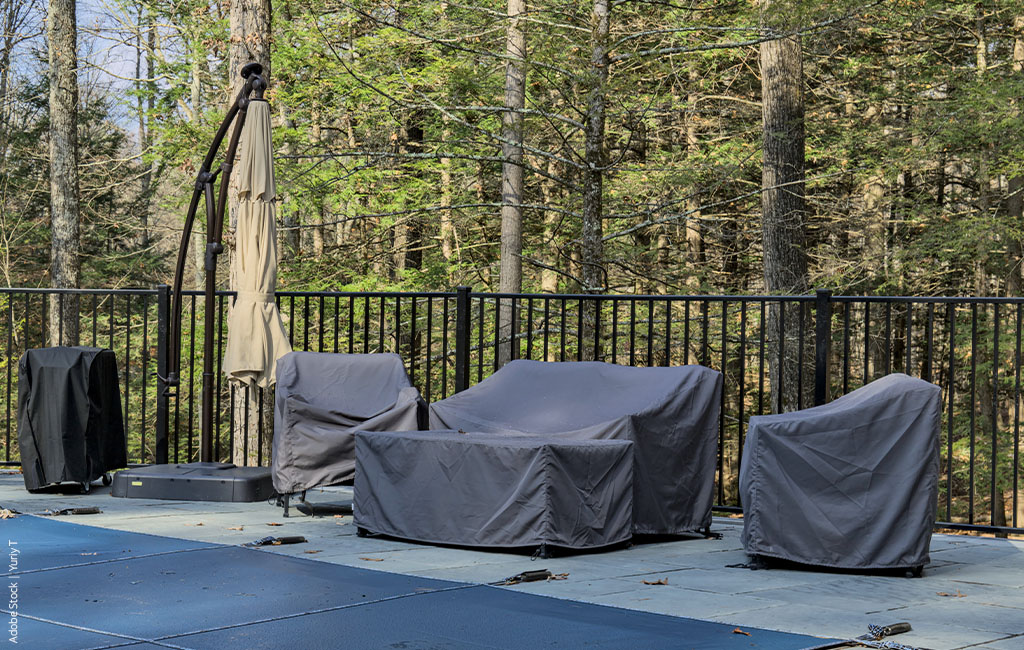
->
1, 471, 1021, 650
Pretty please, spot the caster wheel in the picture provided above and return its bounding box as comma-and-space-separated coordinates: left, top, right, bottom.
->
101, 473, 112, 487
80, 481, 91, 494
356, 527, 369, 538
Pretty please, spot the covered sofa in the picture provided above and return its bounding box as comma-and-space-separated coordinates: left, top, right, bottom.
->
428, 360, 723, 536
739, 373, 941, 571
272, 351, 426, 496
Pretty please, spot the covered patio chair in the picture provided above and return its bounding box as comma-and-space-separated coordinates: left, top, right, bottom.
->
739, 373, 941, 573
272, 352, 426, 513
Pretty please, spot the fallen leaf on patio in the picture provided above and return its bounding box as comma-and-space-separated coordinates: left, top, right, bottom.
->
227, 526, 244, 531
937, 590, 966, 597
333, 514, 345, 519
0, 509, 15, 519
303, 550, 321, 554
548, 573, 569, 581
732, 628, 752, 636
360, 557, 385, 562
184, 522, 204, 527
641, 578, 668, 585
266, 522, 283, 526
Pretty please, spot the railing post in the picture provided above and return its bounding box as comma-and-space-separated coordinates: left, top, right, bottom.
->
155, 284, 170, 464
814, 288, 832, 406
454, 286, 471, 393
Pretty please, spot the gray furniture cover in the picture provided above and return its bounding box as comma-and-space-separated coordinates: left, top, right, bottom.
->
740, 373, 941, 570
272, 352, 425, 495
429, 360, 723, 535
354, 430, 634, 549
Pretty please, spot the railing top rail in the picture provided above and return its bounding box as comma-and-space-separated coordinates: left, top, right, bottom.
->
832, 295, 1024, 305
469, 292, 819, 302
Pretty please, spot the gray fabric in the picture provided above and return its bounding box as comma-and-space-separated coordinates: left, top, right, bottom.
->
354, 430, 634, 549
429, 360, 723, 535
272, 352, 425, 494
740, 373, 941, 570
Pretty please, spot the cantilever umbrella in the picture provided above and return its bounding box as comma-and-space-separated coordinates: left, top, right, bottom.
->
223, 98, 291, 388
113, 65, 285, 501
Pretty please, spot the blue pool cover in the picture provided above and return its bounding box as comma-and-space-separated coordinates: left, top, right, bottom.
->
2, 516, 835, 650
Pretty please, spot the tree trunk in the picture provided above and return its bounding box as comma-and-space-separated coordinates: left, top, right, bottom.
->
759, 9, 809, 412
580, 0, 610, 360
684, 66, 703, 287
229, 0, 272, 467
439, 116, 456, 281
1007, 16, 1023, 297
498, 0, 526, 366
581, 0, 609, 294
47, 0, 80, 347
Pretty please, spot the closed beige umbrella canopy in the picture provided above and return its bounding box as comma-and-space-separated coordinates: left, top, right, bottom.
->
223, 99, 291, 387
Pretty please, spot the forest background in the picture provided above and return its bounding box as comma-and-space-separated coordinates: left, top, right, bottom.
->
2, 0, 1023, 302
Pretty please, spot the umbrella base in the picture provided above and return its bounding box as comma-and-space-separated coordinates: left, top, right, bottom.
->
111, 462, 273, 502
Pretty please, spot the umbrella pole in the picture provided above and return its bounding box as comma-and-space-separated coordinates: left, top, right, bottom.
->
160, 63, 268, 464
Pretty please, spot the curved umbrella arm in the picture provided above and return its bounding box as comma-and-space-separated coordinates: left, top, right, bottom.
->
160, 65, 268, 400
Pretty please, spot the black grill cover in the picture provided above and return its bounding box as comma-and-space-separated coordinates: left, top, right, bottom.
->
18, 347, 127, 490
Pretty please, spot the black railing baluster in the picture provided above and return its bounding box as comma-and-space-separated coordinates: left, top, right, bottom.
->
925, 302, 935, 383
215, 294, 226, 461
454, 287, 470, 393
543, 298, 550, 361
363, 296, 370, 354
969, 303, 977, 524
758, 301, 766, 415
577, 299, 584, 362
797, 300, 805, 410
124, 295, 132, 440
410, 296, 418, 384
526, 298, 534, 360
188, 295, 197, 462
378, 295, 385, 353
318, 296, 325, 353
991, 303, 1000, 527
1015, 303, 1022, 528
141, 295, 149, 463
885, 302, 893, 375
477, 297, 485, 382
863, 302, 870, 385
303, 295, 310, 351
646, 299, 654, 366
946, 303, 955, 522
560, 299, 567, 362
701, 300, 710, 368
905, 302, 913, 375
815, 289, 831, 406
611, 299, 618, 364
629, 300, 636, 366
738, 301, 747, 481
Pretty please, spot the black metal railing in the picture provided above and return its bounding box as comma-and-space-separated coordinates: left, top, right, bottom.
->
1, 285, 1021, 535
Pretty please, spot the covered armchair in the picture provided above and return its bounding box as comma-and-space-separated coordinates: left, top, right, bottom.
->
428, 360, 723, 536
739, 373, 941, 572
272, 352, 426, 508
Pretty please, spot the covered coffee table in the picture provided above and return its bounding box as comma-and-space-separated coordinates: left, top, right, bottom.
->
353, 430, 634, 553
